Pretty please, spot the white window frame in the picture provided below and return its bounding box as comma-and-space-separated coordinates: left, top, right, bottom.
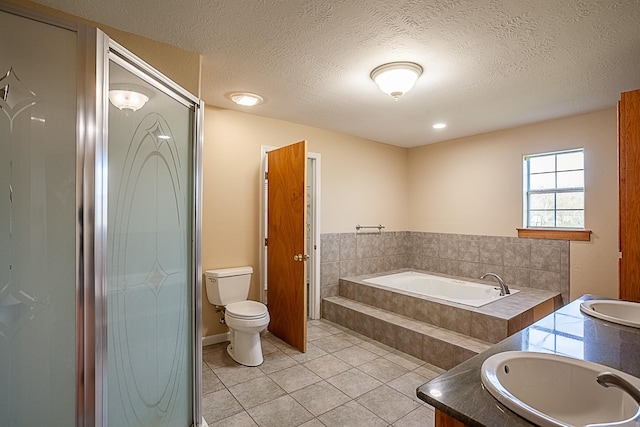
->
523, 148, 585, 229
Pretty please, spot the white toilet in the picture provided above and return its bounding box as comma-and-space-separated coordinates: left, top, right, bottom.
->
204, 266, 270, 366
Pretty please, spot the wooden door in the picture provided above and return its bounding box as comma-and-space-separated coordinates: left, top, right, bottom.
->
267, 141, 308, 351
619, 88, 640, 302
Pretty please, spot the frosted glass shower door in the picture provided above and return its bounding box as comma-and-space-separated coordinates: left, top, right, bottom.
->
0, 10, 77, 426
106, 60, 194, 426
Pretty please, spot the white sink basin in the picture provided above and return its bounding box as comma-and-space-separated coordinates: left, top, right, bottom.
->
580, 299, 640, 328
481, 351, 640, 427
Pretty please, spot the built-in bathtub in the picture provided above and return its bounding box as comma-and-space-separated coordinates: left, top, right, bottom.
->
363, 271, 519, 308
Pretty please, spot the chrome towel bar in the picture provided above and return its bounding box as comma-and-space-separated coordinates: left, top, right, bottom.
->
356, 224, 385, 233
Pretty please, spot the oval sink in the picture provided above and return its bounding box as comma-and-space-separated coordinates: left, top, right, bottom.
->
481, 351, 640, 427
580, 299, 640, 328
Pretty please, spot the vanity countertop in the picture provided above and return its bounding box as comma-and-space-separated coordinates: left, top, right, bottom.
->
416, 294, 640, 426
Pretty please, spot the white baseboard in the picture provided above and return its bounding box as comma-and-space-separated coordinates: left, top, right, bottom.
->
202, 332, 230, 347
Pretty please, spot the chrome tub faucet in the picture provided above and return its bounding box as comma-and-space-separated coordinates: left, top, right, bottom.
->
480, 272, 510, 296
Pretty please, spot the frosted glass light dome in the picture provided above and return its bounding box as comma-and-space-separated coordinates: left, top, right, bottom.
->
371, 62, 423, 99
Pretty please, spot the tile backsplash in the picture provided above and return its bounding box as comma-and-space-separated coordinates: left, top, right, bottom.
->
320, 231, 569, 303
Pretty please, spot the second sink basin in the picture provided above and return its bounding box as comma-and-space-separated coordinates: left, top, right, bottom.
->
481, 351, 640, 427
580, 299, 640, 328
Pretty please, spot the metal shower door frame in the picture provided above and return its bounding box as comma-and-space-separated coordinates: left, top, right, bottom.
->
94, 31, 204, 427
0, 3, 203, 425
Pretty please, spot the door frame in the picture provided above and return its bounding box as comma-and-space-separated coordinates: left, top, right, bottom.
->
259, 145, 321, 319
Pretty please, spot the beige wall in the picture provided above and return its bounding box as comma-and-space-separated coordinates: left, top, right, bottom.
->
10, 0, 621, 332
202, 107, 409, 336
407, 108, 619, 300
9, 0, 201, 96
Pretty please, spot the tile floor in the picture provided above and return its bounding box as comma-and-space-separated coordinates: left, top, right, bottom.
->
202, 319, 444, 426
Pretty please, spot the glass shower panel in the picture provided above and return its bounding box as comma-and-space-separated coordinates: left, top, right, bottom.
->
0, 11, 77, 426
106, 61, 193, 426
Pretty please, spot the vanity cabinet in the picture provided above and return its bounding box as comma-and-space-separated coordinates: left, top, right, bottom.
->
619, 88, 640, 302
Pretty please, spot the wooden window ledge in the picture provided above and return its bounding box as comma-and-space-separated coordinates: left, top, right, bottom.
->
517, 228, 592, 241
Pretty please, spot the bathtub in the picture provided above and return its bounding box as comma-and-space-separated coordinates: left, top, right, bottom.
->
363, 271, 519, 307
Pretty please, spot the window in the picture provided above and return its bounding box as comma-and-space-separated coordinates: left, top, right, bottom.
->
523, 149, 584, 228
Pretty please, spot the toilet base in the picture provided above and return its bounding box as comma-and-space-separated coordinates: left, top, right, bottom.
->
227, 329, 265, 367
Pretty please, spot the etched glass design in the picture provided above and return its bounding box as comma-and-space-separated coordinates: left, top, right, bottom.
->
0, 10, 77, 426
106, 62, 193, 426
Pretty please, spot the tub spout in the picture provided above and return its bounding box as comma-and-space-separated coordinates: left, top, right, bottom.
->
480, 273, 510, 296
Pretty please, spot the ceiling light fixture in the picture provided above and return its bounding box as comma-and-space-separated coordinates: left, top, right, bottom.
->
227, 92, 264, 107
108, 84, 151, 112
370, 62, 423, 99
432, 123, 447, 129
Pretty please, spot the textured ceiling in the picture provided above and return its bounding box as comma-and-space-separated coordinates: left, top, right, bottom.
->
32, 0, 640, 148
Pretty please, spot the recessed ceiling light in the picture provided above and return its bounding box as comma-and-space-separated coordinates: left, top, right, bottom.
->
370, 62, 423, 99
227, 92, 263, 107
432, 123, 447, 129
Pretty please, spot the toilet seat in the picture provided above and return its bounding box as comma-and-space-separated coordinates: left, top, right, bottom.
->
226, 300, 268, 320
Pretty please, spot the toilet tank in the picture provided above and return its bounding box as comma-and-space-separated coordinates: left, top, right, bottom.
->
205, 266, 253, 306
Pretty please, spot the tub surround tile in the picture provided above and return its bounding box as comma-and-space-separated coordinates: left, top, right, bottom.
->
339, 259, 357, 278
395, 327, 424, 359
439, 306, 471, 336
413, 298, 442, 327
325, 294, 497, 370
530, 243, 561, 272
470, 312, 509, 343
372, 317, 397, 348
458, 240, 480, 262
356, 257, 385, 276
338, 279, 355, 300
422, 335, 456, 370
320, 231, 569, 305
320, 261, 339, 287
504, 241, 531, 268
339, 233, 357, 260
321, 231, 567, 372
320, 284, 339, 300
478, 240, 504, 265
352, 310, 374, 337
320, 235, 340, 262
437, 238, 459, 260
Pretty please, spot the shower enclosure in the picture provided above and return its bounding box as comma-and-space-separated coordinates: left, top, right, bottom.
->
0, 4, 203, 426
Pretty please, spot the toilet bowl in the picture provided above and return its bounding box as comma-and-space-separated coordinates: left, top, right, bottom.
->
224, 301, 270, 366
204, 267, 270, 367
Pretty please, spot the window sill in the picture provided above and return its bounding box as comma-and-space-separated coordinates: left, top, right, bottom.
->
517, 228, 592, 241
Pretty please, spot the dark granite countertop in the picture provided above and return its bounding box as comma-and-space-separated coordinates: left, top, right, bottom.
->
416, 295, 640, 427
